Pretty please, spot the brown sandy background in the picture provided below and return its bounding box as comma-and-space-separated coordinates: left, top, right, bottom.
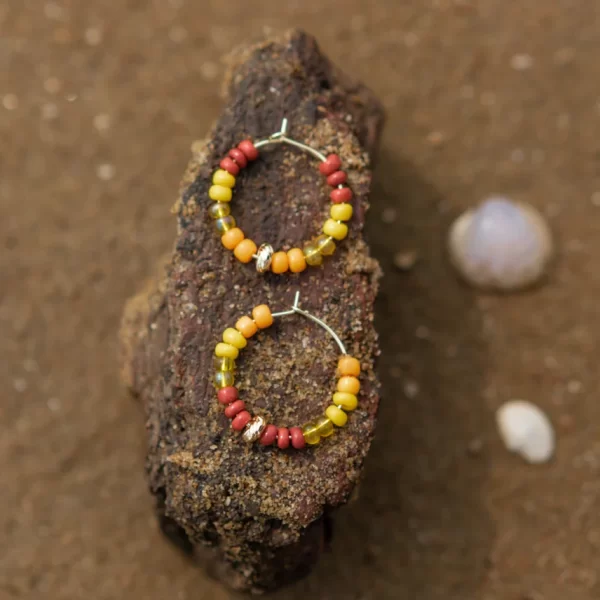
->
1, 1, 600, 598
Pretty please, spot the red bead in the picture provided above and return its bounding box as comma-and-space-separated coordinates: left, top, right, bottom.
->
238, 140, 259, 161
327, 171, 347, 186
232, 410, 252, 431
330, 187, 353, 204
277, 427, 290, 449
319, 154, 342, 176
259, 424, 278, 446
224, 400, 245, 418
218, 386, 238, 405
290, 427, 305, 449
228, 148, 248, 168
220, 157, 240, 176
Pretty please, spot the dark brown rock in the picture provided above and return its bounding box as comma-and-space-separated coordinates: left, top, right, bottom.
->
120, 29, 384, 594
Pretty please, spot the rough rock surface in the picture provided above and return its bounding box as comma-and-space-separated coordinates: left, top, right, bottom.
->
120, 30, 384, 593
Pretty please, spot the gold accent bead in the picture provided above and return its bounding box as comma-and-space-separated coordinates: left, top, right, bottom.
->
242, 416, 267, 443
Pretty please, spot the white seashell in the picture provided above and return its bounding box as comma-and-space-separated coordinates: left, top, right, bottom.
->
255, 244, 274, 273
242, 415, 267, 443
495, 400, 555, 464
448, 197, 553, 291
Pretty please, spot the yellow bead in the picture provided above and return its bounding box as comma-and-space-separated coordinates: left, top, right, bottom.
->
330, 203, 353, 221
302, 422, 321, 445
208, 202, 231, 219
209, 185, 233, 202
333, 392, 358, 411
223, 327, 247, 349
323, 219, 348, 240
315, 234, 336, 256
326, 405, 348, 427
213, 356, 235, 372
215, 342, 239, 359
214, 370, 234, 388
214, 215, 236, 234
338, 355, 361, 377
315, 416, 334, 438
337, 376, 360, 395
212, 169, 236, 188
303, 242, 323, 266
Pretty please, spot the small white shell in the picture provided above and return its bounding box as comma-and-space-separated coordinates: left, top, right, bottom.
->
255, 244, 274, 273
448, 197, 553, 291
495, 400, 555, 464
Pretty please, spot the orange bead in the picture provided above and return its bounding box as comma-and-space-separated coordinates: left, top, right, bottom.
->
252, 304, 273, 329
271, 251, 289, 274
337, 376, 360, 395
221, 227, 244, 250
235, 316, 258, 338
338, 355, 360, 377
287, 248, 307, 273
233, 238, 257, 263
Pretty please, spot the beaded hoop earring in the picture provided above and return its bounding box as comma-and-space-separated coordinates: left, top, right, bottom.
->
208, 118, 354, 274
214, 292, 361, 449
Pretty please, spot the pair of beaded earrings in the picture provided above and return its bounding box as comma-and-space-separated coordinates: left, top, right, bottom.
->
207, 120, 361, 450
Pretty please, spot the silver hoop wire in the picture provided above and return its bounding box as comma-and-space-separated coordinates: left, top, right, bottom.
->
272, 291, 347, 355
254, 118, 328, 162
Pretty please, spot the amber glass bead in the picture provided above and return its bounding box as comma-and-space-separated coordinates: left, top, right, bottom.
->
212, 169, 236, 188
325, 405, 348, 427
338, 355, 361, 377
252, 304, 273, 329
323, 219, 348, 241
215, 215, 236, 234
330, 203, 353, 222
315, 416, 334, 437
214, 356, 235, 372
287, 248, 307, 273
209, 185, 232, 202
337, 376, 360, 395
214, 370, 234, 388
303, 242, 323, 266
215, 342, 239, 359
208, 202, 231, 219
235, 316, 258, 338
221, 228, 245, 250
271, 251, 289, 274
333, 392, 358, 411
223, 327, 247, 349
302, 422, 321, 445
315, 234, 336, 256
234, 238, 257, 263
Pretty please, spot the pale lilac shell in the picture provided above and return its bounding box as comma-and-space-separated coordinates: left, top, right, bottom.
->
448, 197, 553, 291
